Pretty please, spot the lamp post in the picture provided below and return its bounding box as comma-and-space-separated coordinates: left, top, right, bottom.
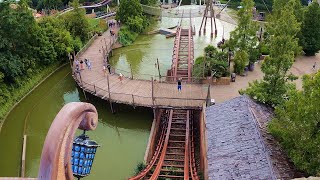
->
71, 131, 100, 180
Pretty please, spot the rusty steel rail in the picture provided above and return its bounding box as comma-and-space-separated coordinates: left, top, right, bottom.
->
184, 110, 190, 179
129, 109, 200, 179
129, 115, 169, 180
172, 27, 182, 81
150, 110, 173, 179
190, 111, 200, 180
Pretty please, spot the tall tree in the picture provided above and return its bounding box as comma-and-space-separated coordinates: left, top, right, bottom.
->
116, 0, 143, 24
299, 0, 320, 56
269, 71, 320, 175
243, 0, 301, 106
63, 0, 91, 42
228, 0, 259, 74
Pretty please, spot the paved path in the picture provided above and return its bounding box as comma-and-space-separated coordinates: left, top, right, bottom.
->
75, 25, 208, 108
211, 54, 320, 103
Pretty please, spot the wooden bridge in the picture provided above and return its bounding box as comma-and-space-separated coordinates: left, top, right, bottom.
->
73, 23, 209, 109
170, 18, 194, 82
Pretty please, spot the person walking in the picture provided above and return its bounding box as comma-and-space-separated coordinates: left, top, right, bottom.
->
80, 59, 84, 70
107, 63, 111, 74
75, 59, 79, 67
312, 62, 317, 71
84, 59, 89, 69
103, 65, 107, 76
119, 73, 123, 83
177, 78, 182, 92
87, 59, 92, 70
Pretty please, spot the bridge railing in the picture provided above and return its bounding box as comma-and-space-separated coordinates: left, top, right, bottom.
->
110, 67, 207, 84
73, 72, 208, 108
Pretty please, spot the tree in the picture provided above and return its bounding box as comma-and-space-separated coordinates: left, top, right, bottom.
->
63, 0, 91, 42
228, 0, 259, 72
243, 0, 301, 106
193, 46, 230, 78
299, 0, 320, 56
127, 16, 144, 33
39, 17, 73, 59
116, 0, 143, 24
234, 50, 248, 75
269, 71, 320, 175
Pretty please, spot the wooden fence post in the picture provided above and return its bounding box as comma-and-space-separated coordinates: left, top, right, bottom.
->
151, 77, 155, 107
132, 94, 135, 108
157, 58, 161, 80
206, 84, 211, 107
107, 74, 115, 113
130, 64, 133, 79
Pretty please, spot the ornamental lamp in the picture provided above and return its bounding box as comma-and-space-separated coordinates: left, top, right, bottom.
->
71, 131, 100, 180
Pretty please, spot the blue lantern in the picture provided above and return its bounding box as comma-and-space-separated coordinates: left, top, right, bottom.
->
71, 131, 100, 179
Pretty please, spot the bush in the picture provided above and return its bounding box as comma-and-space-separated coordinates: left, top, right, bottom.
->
233, 50, 248, 75
127, 16, 144, 33
118, 26, 138, 46
134, 162, 146, 175
268, 72, 320, 175
193, 46, 230, 78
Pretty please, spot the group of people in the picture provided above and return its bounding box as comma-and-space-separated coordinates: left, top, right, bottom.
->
75, 59, 92, 73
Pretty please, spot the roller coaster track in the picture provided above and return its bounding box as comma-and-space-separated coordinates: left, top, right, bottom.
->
129, 109, 199, 179
58, 0, 112, 16
171, 12, 194, 82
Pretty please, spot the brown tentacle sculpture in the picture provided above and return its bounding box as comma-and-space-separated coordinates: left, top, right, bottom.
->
37, 102, 98, 180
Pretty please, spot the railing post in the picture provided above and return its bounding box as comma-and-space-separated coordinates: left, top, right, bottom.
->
132, 94, 135, 108
130, 64, 134, 79
151, 77, 155, 107
206, 84, 211, 107
79, 71, 83, 84
94, 84, 97, 94
157, 58, 161, 80
107, 74, 115, 113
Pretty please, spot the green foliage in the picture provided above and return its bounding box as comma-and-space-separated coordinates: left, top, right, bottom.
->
0, 1, 99, 121
118, 26, 139, 46
62, 0, 91, 42
259, 42, 270, 55
127, 16, 144, 33
134, 162, 146, 175
227, 0, 259, 69
299, 1, 320, 56
88, 18, 108, 34
116, 0, 150, 45
268, 71, 320, 175
140, 0, 157, 5
116, 0, 143, 24
193, 46, 230, 78
243, 0, 301, 107
233, 50, 248, 75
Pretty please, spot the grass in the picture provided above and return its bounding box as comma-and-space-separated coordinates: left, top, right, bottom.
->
88, 18, 108, 33
0, 63, 64, 129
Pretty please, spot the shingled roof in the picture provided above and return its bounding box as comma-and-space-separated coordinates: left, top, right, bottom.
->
206, 96, 277, 180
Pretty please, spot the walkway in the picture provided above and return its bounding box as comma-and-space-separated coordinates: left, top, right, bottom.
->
74, 25, 208, 108
212, 54, 320, 103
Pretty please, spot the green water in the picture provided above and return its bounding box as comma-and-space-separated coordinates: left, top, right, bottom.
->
0, 65, 152, 179
111, 6, 236, 79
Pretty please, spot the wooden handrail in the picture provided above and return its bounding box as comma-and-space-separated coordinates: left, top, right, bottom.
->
173, 28, 182, 81
150, 110, 173, 179
184, 110, 190, 179
188, 27, 192, 82
37, 102, 99, 180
